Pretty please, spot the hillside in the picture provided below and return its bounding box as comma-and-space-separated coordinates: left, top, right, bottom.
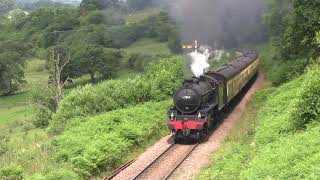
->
1, 0, 320, 179
198, 45, 320, 179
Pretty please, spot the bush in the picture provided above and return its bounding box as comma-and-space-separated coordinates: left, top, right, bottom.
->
52, 100, 171, 177
0, 166, 24, 180
259, 43, 308, 86
50, 56, 183, 133
292, 65, 320, 128
29, 80, 56, 128
32, 107, 53, 128
268, 59, 308, 86
146, 58, 184, 101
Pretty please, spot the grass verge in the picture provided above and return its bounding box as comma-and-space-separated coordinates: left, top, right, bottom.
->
198, 64, 320, 179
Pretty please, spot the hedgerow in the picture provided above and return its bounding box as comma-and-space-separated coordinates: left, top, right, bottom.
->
52, 100, 171, 177
50, 56, 183, 133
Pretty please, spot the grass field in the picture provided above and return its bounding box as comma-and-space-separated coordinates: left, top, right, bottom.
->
0, 93, 30, 124
0, 59, 48, 123
124, 38, 171, 56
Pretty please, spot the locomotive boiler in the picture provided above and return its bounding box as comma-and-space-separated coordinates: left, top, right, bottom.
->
167, 49, 260, 142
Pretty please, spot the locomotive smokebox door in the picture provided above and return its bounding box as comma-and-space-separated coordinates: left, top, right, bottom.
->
174, 88, 201, 114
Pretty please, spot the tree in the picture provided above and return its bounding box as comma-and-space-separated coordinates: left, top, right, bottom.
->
0, 41, 29, 95
68, 45, 122, 82
284, 0, 320, 59
264, 0, 292, 38
265, 0, 320, 60
51, 50, 71, 104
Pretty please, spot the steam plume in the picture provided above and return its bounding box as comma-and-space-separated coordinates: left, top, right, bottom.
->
189, 51, 210, 77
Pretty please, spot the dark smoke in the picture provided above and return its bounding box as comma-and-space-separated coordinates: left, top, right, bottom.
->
168, 0, 267, 48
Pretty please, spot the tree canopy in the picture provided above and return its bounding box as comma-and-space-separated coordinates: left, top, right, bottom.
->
265, 0, 320, 60
0, 0, 180, 95
0, 41, 30, 95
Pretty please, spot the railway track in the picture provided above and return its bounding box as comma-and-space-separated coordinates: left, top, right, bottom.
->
106, 159, 136, 180
131, 142, 199, 180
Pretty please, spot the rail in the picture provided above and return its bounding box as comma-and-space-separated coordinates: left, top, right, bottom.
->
131, 143, 198, 180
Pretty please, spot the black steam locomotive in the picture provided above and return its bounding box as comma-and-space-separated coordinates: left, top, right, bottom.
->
167, 49, 259, 142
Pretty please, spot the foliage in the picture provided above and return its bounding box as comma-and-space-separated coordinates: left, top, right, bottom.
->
284, 1, 320, 59
0, 40, 30, 95
80, 0, 124, 11
125, 52, 172, 72
199, 63, 320, 179
265, 0, 320, 59
146, 57, 184, 101
292, 65, 320, 128
22, 0, 67, 12
1, 6, 179, 83
240, 125, 320, 179
258, 43, 308, 86
68, 45, 123, 81
26, 169, 79, 180
0, 165, 24, 180
264, 0, 292, 51
50, 56, 183, 133
52, 100, 171, 177
126, 53, 153, 71
29, 77, 56, 128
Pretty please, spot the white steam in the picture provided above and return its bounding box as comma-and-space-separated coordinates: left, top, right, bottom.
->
189, 51, 210, 77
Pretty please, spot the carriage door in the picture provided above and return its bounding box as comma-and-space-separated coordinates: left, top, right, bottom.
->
218, 83, 225, 110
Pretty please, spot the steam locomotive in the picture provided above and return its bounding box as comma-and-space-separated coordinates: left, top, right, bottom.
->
167, 49, 259, 142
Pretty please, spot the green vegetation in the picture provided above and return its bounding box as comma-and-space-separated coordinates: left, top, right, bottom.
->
0, 41, 30, 95
198, 1, 320, 175
125, 38, 171, 55
2, 0, 320, 179
0, 59, 48, 125
0, 93, 30, 123
0, 1, 183, 179
53, 100, 171, 177
265, 0, 320, 60
0, 0, 180, 95
50, 57, 183, 133
199, 63, 320, 179
258, 43, 308, 86
0, 56, 182, 179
